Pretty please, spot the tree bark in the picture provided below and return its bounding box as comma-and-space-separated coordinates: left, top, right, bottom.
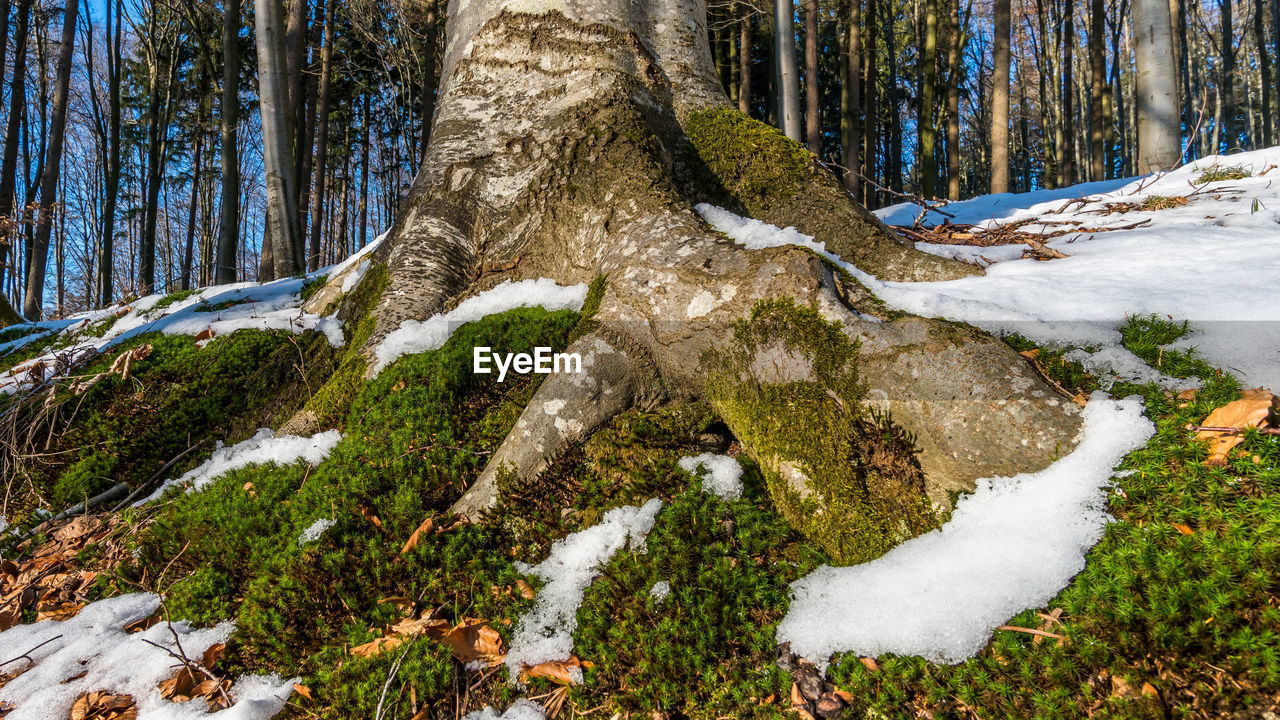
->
23, 0, 78, 320
804, 0, 820, 153
920, 0, 939, 198
844, 0, 861, 194
217, 0, 242, 285
1220, 0, 1235, 150
1089, 0, 1106, 180
775, 0, 802, 139
1260, 0, 1274, 148
97, 0, 122, 305
256, 0, 305, 276
1133, 0, 1182, 171
0, 0, 33, 297
945, 0, 961, 200
288, 0, 1083, 566
308, 0, 337, 272
990, 0, 1010, 192
863, 0, 879, 206
1061, 0, 1076, 186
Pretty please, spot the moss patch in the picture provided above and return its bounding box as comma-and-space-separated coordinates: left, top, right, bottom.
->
704, 298, 936, 564
681, 108, 815, 212
301, 263, 389, 428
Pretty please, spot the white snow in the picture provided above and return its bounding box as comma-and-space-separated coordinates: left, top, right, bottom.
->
506, 499, 663, 682
297, 518, 336, 545
677, 453, 744, 500
139, 429, 342, 505
776, 393, 1154, 665
649, 580, 671, 603
372, 279, 589, 375
462, 699, 545, 720
1062, 346, 1202, 393
698, 147, 1280, 390
0, 593, 295, 719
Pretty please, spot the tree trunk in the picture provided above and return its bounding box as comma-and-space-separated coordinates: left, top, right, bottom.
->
1061, 0, 1077, 186
97, 0, 122, 306
419, 0, 439, 159
990, 0, 1010, 192
1133, 0, 1182, 171
920, 0, 939, 198
844, 0, 861, 194
775, 0, 802, 140
1089, 0, 1106, 180
307, 0, 337, 272
739, 11, 752, 114
359, 93, 371, 250
1220, 0, 1235, 150
863, 0, 879, 206
293, 0, 1081, 566
0, 0, 33, 297
804, 0, 820, 153
181, 109, 206, 291
23, 0, 78, 320
217, 0, 242, 285
256, 0, 305, 277
945, 0, 961, 200
1273, 0, 1280, 143
1260, 0, 1274, 148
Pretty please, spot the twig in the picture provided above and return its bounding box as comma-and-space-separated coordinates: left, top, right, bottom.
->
111, 440, 207, 511
1188, 425, 1280, 436
374, 636, 417, 720
0, 635, 63, 668
996, 625, 1065, 640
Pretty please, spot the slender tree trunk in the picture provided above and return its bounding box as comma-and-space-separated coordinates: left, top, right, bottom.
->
181, 117, 205, 290
0, 0, 33, 296
1060, 0, 1077, 185
920, 0, 939, 198
97, 0, 122, 306
359, 94, 371, 249
739, 11, 752, 113
307, 0, 337, 271
990, 0, 1011, 192
775, 0, 802, 139
844, 0, 862, 194
863, 0, 878, 206
1089, 0, 1107, 179
1221, 0, 1235, 150
1260, 0, 1274, 147
1272, 0, 1280, 143
804, 0, 821, 152
23, 0, 78, 320
217, 0, 242, 285
1133, 0, 1182, 171
945, 0, 961, 200
287, 0, 309, 217
257, 0, 305, 276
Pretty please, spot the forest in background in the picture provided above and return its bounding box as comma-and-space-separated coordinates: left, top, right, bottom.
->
0, 0, 1275, 321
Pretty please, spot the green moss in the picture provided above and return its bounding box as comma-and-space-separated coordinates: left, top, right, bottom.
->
1117, 314, 1221, 385
682, 108, 815, 211
1004, 333, 1100, 396
302, 264, 389, 427
147, 288, 199, 313
1194, 164, 1251, 184
704, 298, 936, 564
301, 274, 329, 303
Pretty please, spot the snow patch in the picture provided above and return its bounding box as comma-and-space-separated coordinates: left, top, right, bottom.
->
0, 593, 295, 719
776, 393, 1154, 665
298, 518, 336, 545
139, 429, 342, 505
462, 699, 545, 720
677, 453, 744, 500
1063, 346, 1203, 392
372, 279, 588, 375
506, 499, 663, 682
649, 580, 671, 603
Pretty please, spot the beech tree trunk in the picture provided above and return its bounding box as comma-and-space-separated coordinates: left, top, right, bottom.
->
217, 0, 241, 285
302, 0, 1083, 565
257, 0, 305, 276
0, 0, 33, 299
1089, 0, 1107, 180
990, 0, 1010, 192
920, 0, 938, 198
1220, 0, 1235, 150
23, 0, 78, 320
775, 0, 802, 140
803, 0, 820, 153
1133, 0, 1182, 171
308, 0, 337, 271
844, 0, 861, 194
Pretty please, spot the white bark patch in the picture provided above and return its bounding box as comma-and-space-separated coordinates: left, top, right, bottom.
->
542, 399, 566, 416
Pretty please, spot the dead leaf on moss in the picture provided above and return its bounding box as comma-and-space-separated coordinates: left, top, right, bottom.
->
515, 579, 535, 599
1171, 523, 1193, 535
517, 656, 591, 685
1196, 388, 1278, 465
70, 691, 136, 720
441, 619, 504, 666
35, 601, 83, 622
399, 517, 434, 554
292, 683, 313, 701
193, 328, 215, 343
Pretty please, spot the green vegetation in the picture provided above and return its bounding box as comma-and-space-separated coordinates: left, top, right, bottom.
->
1119, 313, 1220, 381
148, 288, 200, 313
1005, 333, 1100, 396
704, 299, 936, 565
682, 108, 815, 210
301, 274, 329, 303
301, 263, 388, 427
1194, 164, 1252, 184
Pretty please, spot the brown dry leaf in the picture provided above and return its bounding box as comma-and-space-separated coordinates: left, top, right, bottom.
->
200, 642, 226, 669
399, 517, 434, 554
789, 682, 805, 708
292, 684, 313, 701
442, 619, 504, 666
158, 668, 201, 702
1019, 349, 1041, 360
833, 688, 854, 703
515, 579, 535, 600
122, 614, 160, 634
51, 517, 101, 544
70, 691, 137, 720
1170, 523, 1193, 535
351, 635, 407, 659
35, 601, 83, 622
379, 596, 416, 615
359, 505, 382, 528
859, 657, 879, 672
193, 328, 216, 343
242, 482, 256, 498
1197, 389, 1279, 465
388, 615, 450, 639
1140, 682, 1159, 698
518, 656, 587, 685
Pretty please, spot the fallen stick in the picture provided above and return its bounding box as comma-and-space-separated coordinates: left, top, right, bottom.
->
1188, 425, 1280, 436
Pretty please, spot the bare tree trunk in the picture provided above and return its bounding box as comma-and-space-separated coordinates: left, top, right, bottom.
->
217, 0, 241, 284
1089, 0, 1106, 179
775, 0, 802, 139
307, 0, 337, 271
990, 0, 1010, 192
23, 0, 78, 320
945, 0, 961, 200
257, 0, 305, 276
1221, 0, 1236, 150
1061, 0, 1077, 185
0, 0, 33, 298
97, 0, 122, 305
804, 0, 820, 152
844, 0, 861, 194
419, 0, 439, 159
1260, 0, 1274, 147
1133, 0, 1182, 171
920, 0, 939, 198
360, 93, 371, 250
181, 101, 206, 290
864, 0, 879, 206
739, 10, 752, 113
1273, 0, 1280, 142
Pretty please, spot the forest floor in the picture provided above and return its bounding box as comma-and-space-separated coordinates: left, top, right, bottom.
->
0, 150, 1277, 720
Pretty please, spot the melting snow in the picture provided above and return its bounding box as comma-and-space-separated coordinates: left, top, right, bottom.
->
506, 499, 663, 682
776, 394, 1154, 665
297, 518, 336, 545
139, 429, 342, 505
678, 453, 744, 500
372, 279, 588, 375
649, 580, 671, 603
462, 699, 546, 720
0, 593, 295, 719
698, 147, 1280, 390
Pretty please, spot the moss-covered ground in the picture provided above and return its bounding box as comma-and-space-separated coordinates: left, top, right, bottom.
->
4, 304, 1278, 718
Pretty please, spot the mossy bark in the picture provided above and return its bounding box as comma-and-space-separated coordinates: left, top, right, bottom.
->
352, 2, 1081, 563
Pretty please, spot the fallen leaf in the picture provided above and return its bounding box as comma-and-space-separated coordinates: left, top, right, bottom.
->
359, 505, 382, 528
518, 656, 587, 685
1171, 523, 1193, 535
35, 601, 83, 622
201, 642, 225, 669
859, 656, 878, 672
292, 683, 313, 701
833, 688, 854, 703
441, 619, 504, 665
400, 517, 434, 554
515, 579, 535, 599
1197, 389, 1278, 465
193, 328, 216, 343
1140, 681, 1159, 698
71, 691, 137, 720
1019, 349, 1041, 360
789, 681, 805, 707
